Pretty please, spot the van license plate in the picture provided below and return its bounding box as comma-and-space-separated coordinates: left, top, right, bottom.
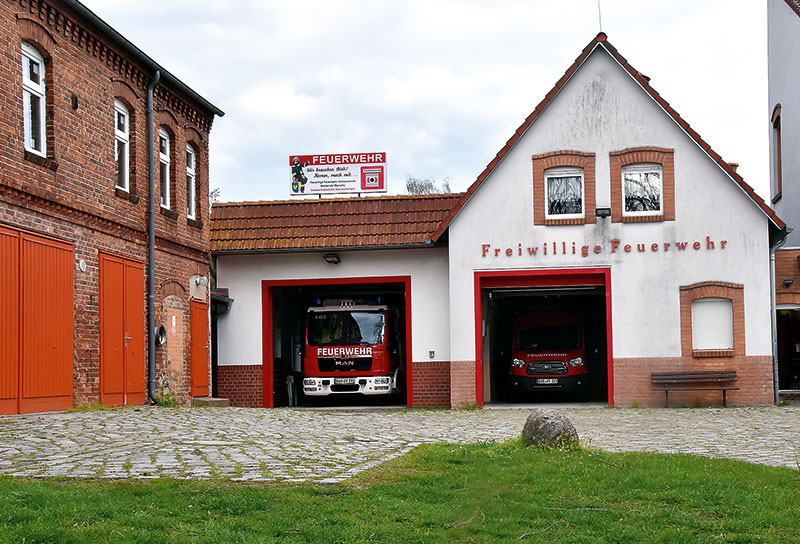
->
536, 378, 558, 385
334, 378, 356, 385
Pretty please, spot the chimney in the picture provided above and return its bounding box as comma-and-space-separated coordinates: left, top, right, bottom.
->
728, 162, 739, 172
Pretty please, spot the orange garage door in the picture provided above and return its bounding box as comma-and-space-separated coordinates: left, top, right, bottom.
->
0, 225, 73, 415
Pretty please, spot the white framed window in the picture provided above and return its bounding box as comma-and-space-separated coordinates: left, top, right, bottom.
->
186, 143, 196, 219
114, 99, 130, 190
159, 127, 170, 208
22, 42, 46, 156
544, 167, 584, 219
691, 298, 733, 350
622, 163, 663, 216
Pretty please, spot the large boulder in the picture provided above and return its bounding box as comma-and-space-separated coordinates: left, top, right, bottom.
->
522, 408, 579, 448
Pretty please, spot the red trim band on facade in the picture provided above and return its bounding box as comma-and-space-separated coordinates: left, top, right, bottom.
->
261, 276, 413, 408
473, 268, 613, 406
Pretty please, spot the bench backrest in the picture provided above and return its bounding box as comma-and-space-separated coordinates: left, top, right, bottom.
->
652, 370, 737, 384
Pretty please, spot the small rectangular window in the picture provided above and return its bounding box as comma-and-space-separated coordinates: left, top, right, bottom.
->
545, 167, 584, 219
159, 127, 170, 209
114, 100, 130, 191
622, 163, 662, 215
186, 144, 196, 219
691, 298, 733, 350
22, 42, 46, 156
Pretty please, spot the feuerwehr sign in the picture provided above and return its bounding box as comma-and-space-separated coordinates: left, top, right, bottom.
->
290, 153, 387, 196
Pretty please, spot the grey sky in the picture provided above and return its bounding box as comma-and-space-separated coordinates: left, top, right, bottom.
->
80, 0, 768, 203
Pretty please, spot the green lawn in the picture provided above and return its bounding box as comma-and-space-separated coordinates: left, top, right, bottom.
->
1, 440, 797, 543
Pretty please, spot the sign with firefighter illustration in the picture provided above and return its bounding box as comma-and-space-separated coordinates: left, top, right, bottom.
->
290, 153, 387, 196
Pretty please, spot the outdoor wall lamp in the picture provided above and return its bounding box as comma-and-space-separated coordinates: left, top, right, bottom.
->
323, 253, 341, 264
195, 276, 209, 287
595, 207, 611, 218
784, 278, 794, 288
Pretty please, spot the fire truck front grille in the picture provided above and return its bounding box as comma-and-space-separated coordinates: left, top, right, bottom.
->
317, 358, 372, 372
526, 361, 568, 376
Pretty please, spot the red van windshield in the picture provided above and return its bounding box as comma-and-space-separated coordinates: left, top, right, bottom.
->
516, 325, 581, 351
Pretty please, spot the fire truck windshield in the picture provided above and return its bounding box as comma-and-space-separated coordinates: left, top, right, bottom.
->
516, 325, 581, 351
307, 311, 385, 347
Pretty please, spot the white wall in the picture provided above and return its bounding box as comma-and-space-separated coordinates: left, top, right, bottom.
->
447, 45, 773, 362
215, 247, 450, 366
769, 0, 800, 244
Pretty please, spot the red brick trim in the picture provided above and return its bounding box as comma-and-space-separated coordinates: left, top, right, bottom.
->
610, 147, 674, 223
161, 279, 187, 299
218, 365, 263, 407
613, 356, 772, 407
771, 104, 782, 204
775, 248, 800, 305
532, 151, 596, 226
679, 281, 744, 358
450, 360, 477, 407
411, 360, 450, 407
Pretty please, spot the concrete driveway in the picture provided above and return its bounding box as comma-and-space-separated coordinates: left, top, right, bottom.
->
0, 405, 797, 483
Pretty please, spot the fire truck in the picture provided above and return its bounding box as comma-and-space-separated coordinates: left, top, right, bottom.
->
300, 300, 402, 397
509, 311, 589, 397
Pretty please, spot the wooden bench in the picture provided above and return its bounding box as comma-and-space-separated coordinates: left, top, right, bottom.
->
651, 370, 739, 408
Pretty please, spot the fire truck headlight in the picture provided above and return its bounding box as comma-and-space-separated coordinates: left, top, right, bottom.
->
303, 378, 316, 386
511, 358, 525, 368
375, 377, 390, 384
569, 357, 584, 367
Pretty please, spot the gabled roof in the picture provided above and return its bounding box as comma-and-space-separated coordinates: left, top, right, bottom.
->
210, 193, 463, 253
430, 33, 786, 241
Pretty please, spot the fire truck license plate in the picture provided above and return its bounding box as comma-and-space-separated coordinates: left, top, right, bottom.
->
334, 378, 356, 385
536, 378, 558, 385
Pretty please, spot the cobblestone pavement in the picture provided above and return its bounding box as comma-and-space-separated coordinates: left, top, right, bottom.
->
0, 405, 797, 483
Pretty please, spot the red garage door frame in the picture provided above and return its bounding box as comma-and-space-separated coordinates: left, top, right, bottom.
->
261, 276, 413, 408
474, 268, 613, 406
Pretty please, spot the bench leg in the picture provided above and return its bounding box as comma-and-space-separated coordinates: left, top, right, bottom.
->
665, 389, 670, 408
723, 389, 727, 408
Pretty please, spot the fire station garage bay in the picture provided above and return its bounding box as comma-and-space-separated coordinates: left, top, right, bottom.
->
209, 35, 784, 409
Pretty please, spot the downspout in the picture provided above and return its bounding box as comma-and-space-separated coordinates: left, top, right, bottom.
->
147, 70, 161, 403
770, 227, 790, 404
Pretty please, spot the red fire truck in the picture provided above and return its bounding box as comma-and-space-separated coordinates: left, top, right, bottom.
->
301, 300, 402, 397
509, 312, 588, 397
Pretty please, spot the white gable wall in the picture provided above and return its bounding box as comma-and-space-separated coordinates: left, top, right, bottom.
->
447, 46, 772, 364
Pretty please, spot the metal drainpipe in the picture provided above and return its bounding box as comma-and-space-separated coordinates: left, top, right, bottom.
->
147, 70, 161, 403
770, 228, 790, 404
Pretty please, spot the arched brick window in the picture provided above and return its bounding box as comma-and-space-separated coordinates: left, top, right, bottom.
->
610, 147, 675, 223
532, 151, 596, 225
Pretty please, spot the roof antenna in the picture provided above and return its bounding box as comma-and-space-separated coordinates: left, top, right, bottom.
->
597, 0, 603, 33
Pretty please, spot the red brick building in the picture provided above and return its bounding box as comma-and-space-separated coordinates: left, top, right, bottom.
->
0, 0, 223, 414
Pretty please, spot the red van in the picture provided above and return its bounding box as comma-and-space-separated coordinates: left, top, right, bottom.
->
509, 312, 588, 396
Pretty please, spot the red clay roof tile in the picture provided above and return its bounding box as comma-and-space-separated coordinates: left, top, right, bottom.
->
210, 193, 462, 252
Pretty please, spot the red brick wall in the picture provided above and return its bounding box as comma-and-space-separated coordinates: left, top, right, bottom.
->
613, 356, 773, 407
450, 360, 477, 407
218, 365, 263, 407
411, 360, 450, 407
775, 248, 800, 306
0, 0, 216, 409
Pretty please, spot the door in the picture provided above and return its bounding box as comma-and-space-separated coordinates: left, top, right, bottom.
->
100, 253, 145, 406
190, 299, 210, 397
0, 227, 20, 414
0, 225, 73, 415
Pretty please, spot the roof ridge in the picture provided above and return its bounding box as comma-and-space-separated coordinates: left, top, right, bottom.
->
213, 192, 464, 207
